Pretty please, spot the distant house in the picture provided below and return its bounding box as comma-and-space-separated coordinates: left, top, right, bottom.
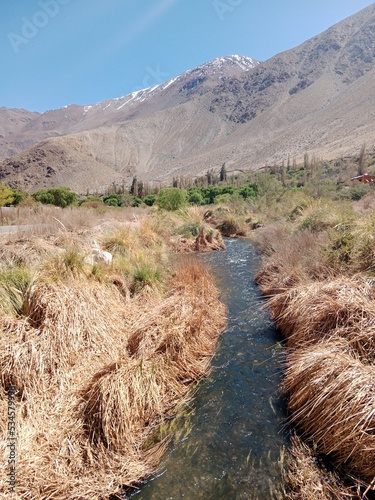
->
350, 173, 374, 183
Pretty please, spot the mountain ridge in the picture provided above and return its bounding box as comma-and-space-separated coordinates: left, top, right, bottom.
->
1, 3, 375, 192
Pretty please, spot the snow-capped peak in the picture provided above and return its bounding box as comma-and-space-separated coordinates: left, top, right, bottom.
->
202, 55, 259, 72
78, 55, 259, 115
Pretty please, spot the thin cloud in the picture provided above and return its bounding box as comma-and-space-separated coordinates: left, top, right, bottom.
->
70, 0, 180, 98
111, 0, 180, 51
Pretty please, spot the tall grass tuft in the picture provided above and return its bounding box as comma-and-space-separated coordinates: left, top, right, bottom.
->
284, 432, 360, 499
254, 227, 329, 296
266, 276, 375, 360
0, 265, 33, 316
283, 341, 375, 485
81, 358, 185, 453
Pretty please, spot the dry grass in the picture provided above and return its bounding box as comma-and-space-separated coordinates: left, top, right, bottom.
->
255, 212, 375, 496
266, 276, 375, 359
254, 226, 330, 296
2, 203, 146, 231
0, 248, 226, 498
127, 259, 227, 379
297, 199, 354, 233
81, 358, 185, 453
283, 341, 375, 487
2, 281, 130, 399
284, 432, 362, 499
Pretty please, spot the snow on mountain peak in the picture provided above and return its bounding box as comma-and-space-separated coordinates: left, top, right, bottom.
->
80, 55, 259, 115
187, 55, 259, 77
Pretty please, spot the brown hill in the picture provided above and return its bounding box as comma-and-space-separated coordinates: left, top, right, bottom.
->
1, 4, 375, 193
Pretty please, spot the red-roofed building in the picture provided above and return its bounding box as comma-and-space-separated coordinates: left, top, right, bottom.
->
350, 173, 374, 183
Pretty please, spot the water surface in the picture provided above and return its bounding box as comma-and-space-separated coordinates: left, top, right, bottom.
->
133, 239, 287, 499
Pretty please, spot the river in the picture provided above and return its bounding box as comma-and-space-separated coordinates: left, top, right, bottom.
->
131, 238, 288, 499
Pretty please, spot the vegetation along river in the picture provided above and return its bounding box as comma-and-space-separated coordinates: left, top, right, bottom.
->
132, 238, 288, 499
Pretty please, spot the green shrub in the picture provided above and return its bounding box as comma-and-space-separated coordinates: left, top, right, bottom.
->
214, 193, 232, 204
11, 189, 29, 206
131, 196, 143, 207
144, 194, 158, 206
187, 189, 205, 205
238, 183, 258, 199
157, 188, 187, 211
78, 196, 103, 206
32, 187, 77, 208
103, 194, 122, 207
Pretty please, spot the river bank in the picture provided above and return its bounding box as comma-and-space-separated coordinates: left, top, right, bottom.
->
253, 194, 375, 499
0, 206, 226, 499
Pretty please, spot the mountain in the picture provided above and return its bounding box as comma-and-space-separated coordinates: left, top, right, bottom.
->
0, 55, 258, 160
0, 108, 40, 158
1, 3, 375, 193
0, 55, 259, 192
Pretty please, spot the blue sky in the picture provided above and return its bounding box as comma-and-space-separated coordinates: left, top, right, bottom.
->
1, 0, 374, 112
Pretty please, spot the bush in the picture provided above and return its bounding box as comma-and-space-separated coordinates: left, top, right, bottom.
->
187, 189, 205, 205
176, 222, 202, 238
0, 184, 15, 207
78, 196, 103, 206
11, 189, 29, 206
144, 194, 158, 207
103, 194, 122, 207
157, 188, 187, 211
131, 196, 143, 207
214, 193, 232, 204
33, 187, 77, 208
238, 183, 258, 199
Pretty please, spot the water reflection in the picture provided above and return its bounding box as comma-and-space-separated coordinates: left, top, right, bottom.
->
133, 239, 287, 499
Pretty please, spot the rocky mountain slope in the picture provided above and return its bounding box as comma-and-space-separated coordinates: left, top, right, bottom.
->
1, 3, 375, 193
0, 55, 258, 160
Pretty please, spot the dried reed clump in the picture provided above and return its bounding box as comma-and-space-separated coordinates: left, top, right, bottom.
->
5, 391, 164, 499
284, 432, 360, 500
81, 358, 186, 453
127, 260, 227, 380
2, 281, 130, 397
283, 341, 375, 485
254, 228, 329, 296
266, 276, 375, 358
0, 236, 60, 269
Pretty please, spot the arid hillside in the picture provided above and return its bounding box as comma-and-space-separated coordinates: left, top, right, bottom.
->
1, 3, 375, 192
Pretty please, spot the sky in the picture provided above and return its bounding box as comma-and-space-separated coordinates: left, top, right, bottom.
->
1, 0, 374, 112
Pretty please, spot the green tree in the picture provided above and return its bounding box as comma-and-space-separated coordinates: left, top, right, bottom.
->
157, 188, 187, 211
32, 187, 77, 208
144, 194, 158, 206
220, 163, 227, 182
11, 189, 29, 205
187, 189, 204, 205
0, 185, 15, 207
103, 194, 122, 207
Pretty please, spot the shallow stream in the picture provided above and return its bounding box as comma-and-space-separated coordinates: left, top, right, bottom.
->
132, 239, 288, 499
